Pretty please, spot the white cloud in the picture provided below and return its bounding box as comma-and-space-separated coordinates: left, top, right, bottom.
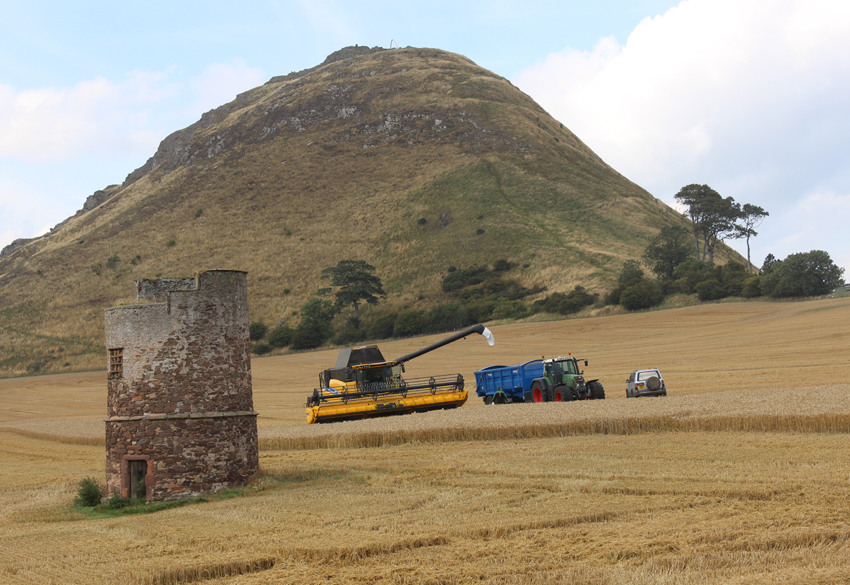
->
763, 190, 850, 276
513, 0, 850, 231
0, 70, 180, 164
0, 171, 65, 247
293, 0, 357, 41
188, 60, 266, 118
0, 60, 266, 168
0, 60, 268, 251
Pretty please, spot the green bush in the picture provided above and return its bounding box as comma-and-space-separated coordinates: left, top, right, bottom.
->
267, 324, 294, 347
741, 276, 761, 298
252, 342, 273, 355
719, 261, 748, 297
249, 321, 268, 341
423, 303, 471, 333
491, 299, 528, 320
290, 328, 326, 350
297, 298, 336, 343
605, 260, 647, 306
759, 250, 845, 297
493, 259, 513, 272
107, 491, 131, 509
394, 310, 426, 337
442, 266, 490, 293
696, 279, 727, 301
333, 322, 371, 346
534, 286, 595, 315
74, 477, 103, 507
673, 259, 713, 294
619, 279, 663, 310
464, 300, 497, 323
367, 312, 397, 340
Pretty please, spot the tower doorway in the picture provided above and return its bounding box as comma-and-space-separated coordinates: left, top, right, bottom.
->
129, 460, 147, 500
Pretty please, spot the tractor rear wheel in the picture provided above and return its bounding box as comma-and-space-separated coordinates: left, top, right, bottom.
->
531, 381, 546, 403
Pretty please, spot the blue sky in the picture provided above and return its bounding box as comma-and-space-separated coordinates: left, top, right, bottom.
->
1, 0, 848, 276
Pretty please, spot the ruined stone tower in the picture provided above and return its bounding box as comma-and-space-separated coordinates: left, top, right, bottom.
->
104, 270, 259, 502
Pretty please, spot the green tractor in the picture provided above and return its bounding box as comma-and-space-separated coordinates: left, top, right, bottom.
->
529, 356, 605, 402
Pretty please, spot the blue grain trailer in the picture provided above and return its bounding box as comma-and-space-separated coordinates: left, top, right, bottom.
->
474, 359, 544, 404
475, 356, 605, 404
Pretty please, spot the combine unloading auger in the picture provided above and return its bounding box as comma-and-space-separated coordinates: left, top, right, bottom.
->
305, 324, 495, 424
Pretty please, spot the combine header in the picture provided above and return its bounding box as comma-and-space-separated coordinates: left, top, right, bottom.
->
305, 324, 495, 424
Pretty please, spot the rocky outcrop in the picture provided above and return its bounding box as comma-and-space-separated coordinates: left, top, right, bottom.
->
0, 238, 35, 260
122, 46, 391, 188
264, 45, 387, 86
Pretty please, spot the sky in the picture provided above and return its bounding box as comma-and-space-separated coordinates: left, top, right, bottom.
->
1, 0, 848, 277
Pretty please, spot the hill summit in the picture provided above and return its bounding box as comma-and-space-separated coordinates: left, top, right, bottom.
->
0, 46, 686, 376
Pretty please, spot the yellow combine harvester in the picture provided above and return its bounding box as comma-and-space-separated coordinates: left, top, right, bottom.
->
305, 324, 495, 424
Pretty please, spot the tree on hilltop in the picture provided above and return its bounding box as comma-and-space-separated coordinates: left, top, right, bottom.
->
320, 260, 386, 329
674, 184, 741, 263
734, 203, 769, 273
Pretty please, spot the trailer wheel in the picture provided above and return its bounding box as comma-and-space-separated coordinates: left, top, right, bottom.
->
484, 395, 493, 405
531, 381, 546, 403
588, 381, 606, 400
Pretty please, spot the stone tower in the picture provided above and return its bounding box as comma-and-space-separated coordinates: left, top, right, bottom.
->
104, 270, 259, 502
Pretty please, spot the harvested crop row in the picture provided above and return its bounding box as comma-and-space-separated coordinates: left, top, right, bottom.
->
262, 383, 850, 449
5, 384, 849, 449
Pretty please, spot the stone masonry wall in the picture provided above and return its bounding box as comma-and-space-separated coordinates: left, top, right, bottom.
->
105, 416, 258, 500
104, 270, 258, 501
135, 277, 197, 302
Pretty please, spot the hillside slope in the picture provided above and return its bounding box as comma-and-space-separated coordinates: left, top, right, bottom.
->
0, 46, 704, 376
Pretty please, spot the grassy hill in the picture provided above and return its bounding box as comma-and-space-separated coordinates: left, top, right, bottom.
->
0, 46, 725, 376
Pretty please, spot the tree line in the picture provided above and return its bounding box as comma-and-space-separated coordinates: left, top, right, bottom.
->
604, 184, 844, 310
248, 184, 844, 353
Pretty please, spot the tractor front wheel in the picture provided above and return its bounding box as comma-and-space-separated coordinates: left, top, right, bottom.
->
588, 381, 606, 400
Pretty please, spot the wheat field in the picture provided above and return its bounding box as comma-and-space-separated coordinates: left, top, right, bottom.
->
1, 298, 849, 584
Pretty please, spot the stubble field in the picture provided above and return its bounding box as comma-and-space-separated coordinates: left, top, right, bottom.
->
1, 298, 849, 584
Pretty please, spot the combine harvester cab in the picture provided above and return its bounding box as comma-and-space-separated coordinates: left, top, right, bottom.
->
306, 324, 494, 424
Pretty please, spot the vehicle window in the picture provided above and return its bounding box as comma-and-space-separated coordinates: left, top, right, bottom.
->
637, 371, 659, 381
360, 368, 386, 384
629, 372, 635, 382
563, 361, 576, 374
